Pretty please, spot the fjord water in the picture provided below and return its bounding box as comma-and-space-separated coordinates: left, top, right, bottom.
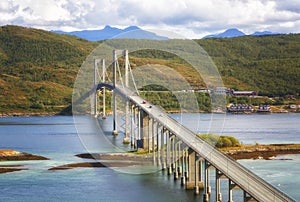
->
0, 114, 299, 201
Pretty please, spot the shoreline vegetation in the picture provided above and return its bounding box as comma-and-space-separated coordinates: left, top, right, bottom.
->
1, 143, 300, 173
0, 104, 299, 117
0, 26, 299, 116
221, 144, 300, 160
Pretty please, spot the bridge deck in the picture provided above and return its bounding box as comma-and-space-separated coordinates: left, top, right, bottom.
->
103, 83, 294, 202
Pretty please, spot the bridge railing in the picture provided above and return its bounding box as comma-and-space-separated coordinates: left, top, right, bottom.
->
107, 84, 294, 202
155, 109, 295, 202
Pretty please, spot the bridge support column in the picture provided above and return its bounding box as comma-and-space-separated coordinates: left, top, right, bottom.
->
151, 119, 156, 162
167, 132, 173, 176
173, 140, 180, 181
123, 50, 129, 142
112, 50, 118, 136
181, 148, 187, 186
216, 169, 223, 202
181, 149, 187, 186
186, 149, 195, 189
129, 104, 134, 147
171, 136, 176, 171
194, 156, 200, 195
203, 160, 211, 202
101, 59, 106, 119
137, 109, 152, 152
112, 93, 118, 135
161, 127, 166, 170
185, 149, 203, 192
228, 179, 239, 202
132, 105, 140, 148
93, 59, 98, 118
176, 141, 182, 176
184, 148, 189, 179
156, 123, 161, 166
123, 98, 130, 144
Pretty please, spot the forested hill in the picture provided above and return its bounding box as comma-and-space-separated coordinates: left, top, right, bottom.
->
0, 25, 97, 114
0, 25, 299, 114
196, 34, 300, 96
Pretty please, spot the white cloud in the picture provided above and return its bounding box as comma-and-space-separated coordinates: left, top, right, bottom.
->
0, 0, 299, 38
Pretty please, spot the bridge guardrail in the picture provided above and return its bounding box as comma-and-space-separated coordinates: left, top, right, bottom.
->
113, 85, 294, 202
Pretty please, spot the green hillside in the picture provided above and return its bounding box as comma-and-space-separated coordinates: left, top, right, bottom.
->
0, 25, 97, 114
0, 25, 299, 114
197, 35, 300, 96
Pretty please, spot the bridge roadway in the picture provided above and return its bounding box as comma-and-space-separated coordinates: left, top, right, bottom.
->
101, 83, 294, 202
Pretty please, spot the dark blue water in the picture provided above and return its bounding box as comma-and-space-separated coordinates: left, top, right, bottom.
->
0, 114, 299, 201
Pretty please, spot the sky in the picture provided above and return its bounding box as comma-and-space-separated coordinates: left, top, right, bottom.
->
0, 0, 300, 38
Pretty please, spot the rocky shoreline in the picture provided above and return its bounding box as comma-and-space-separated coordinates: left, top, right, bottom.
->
222, 144, 300, 160
0, 150, 48, 174
0, 150, 49, 161
1, 106, 299, 117
1, 146, 300, 173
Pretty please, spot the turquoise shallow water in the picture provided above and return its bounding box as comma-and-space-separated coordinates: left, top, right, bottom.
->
0, 114, 299, 201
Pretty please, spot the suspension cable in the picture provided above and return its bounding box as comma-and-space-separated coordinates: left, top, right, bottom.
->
128, 60, 140, 95
116, 59, 124, 87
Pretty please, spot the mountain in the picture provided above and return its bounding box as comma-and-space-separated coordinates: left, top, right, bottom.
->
250, 31, 279, 36
0, 25, 299, 114
197, 34, 300, 96
52, 25, 168, 41
0, 25, 96, 115
203, 28, 246, 38
203, 29, 281, 38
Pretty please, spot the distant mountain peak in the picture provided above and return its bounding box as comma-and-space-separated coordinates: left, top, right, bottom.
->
52, 25, 167, 41
124, 26, 140, 31
203, 28, 280, 39
222, 28, 245, 36
250, 31, 279, 36
203, 28, 245, 39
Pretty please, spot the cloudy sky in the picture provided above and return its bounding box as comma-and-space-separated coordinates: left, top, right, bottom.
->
0, 0, 300, 38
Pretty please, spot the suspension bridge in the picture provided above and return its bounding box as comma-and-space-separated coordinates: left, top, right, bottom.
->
78, 49, 295, 202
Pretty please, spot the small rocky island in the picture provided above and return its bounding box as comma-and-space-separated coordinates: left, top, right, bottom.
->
0, 150, 48, 174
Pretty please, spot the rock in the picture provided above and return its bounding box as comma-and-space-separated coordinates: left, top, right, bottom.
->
0, 150, 49, 161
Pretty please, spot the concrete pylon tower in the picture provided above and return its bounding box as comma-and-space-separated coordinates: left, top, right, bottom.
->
93, 59, 106, 119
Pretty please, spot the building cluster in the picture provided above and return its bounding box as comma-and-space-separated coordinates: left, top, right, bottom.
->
227, 104, 271, 113
227, 104, 254, 113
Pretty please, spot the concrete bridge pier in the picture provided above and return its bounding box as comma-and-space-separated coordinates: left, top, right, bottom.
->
156, 123, 161, 166
151, 118, 156, 162
203, 160, 212, 202
136, 109, 153, 152
171, 137, 176, 171
176, 141, 182, 176
101, 59, 106, 119
173, 140, 181, 181
123, 98, 130, 144
130, 104, 136, 148
228, 179, 239, 202
93, 58, 107, 119
181, 148, 187, 186
216, 169, 224, 202
167, 131, 175, 175
166, 131, 170, 174
161, 128, 166, 170
112, 91, 118, 136
112, 50, 118, 136
93, 59, 98, 118
184, 148, 189, 180
185, 149, 203, 193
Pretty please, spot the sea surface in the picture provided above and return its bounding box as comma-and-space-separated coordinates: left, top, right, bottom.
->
0, 113, 299, 201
